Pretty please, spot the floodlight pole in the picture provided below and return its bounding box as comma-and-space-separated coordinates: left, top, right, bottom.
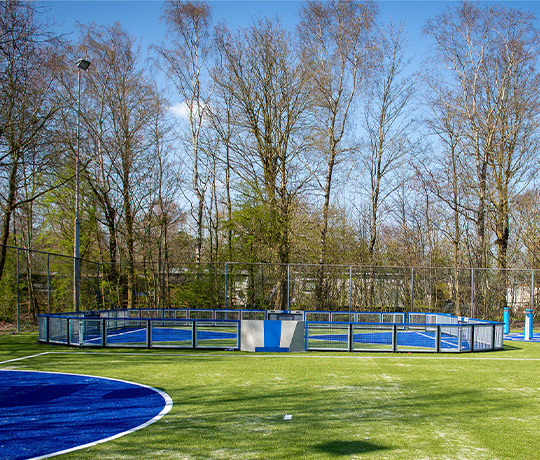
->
74, 58, 90, 312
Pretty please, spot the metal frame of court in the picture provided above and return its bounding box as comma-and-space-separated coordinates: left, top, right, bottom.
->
38, 308, 504, 353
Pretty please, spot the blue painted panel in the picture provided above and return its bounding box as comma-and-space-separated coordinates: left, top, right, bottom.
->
264, 320, 282, 348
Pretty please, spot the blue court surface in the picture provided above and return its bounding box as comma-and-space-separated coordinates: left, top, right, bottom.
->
83, 326, 236, 345
310, 330, 469, 350
504, 332, 540, 342
101, 327, 465, 349
0, 370, 172, 460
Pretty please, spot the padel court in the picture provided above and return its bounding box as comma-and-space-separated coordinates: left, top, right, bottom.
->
38, 309, 504, 353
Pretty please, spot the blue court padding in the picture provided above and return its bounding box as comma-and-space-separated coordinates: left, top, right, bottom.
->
0, 370, 171, 460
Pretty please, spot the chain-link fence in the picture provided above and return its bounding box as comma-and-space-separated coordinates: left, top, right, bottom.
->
221, 263, 538, 323
2, 244, 538, 329
0, 245, 99, 331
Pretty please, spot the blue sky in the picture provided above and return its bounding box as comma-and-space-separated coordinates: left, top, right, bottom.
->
42, 0, 540, 60
37, 0, 540, 209
40, 0, 540, 106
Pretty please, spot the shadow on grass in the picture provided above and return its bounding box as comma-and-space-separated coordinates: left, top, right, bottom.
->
313, 440, 389, 456
502, 343, 523, 351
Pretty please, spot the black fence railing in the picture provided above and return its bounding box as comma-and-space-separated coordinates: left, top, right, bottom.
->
37, 308, 504, 353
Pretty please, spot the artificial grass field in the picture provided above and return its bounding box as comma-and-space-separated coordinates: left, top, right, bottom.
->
1, 333, 540, 459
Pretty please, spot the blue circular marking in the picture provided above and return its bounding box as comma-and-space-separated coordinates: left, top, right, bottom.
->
0, 370, 171, 460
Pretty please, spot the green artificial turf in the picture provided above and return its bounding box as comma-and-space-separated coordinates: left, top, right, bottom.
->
1, 333, 540, 459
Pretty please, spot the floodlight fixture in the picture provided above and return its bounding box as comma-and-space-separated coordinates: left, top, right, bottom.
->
76, 58, 91, 71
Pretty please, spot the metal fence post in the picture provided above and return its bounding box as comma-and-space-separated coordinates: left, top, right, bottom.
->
16, 248, 20, 333
531, 269, 535, 313
287, 264, 290, 311
162, 262, 166, 310
225, 262, 228, 309
470, 269, 475, 318
410, 267, 414, 312
47, 253, 51, 314
96, 261, 100, 310
349, 265, 353, 310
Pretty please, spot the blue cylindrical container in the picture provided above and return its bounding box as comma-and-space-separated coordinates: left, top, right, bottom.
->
504, 307, 510, 334
525, 309, 533, 341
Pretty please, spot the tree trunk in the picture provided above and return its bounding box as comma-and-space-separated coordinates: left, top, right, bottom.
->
123, 178, 135, 309
317, 138, 337, 308
0, 158, 19, 280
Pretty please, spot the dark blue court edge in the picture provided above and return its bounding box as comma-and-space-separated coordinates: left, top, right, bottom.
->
0, 370, 172, 460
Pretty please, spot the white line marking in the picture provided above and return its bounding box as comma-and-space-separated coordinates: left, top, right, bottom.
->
85, 327, 146, 343
0, 352, 51, 365
1, 369, 173, 460
18, 350, 540, 361
417, 331, 437, 344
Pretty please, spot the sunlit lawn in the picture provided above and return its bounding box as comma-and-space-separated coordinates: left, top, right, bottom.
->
1, 333, 539, 459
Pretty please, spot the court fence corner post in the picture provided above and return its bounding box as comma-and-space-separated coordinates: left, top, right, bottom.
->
237, 320, 241, 350
304, 321, 308, 351
146, 319, 152, 348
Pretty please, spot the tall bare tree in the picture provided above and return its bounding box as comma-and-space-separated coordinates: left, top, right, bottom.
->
424, 1, 540, 271
514, 189, 540, 268
154, 0, 213, 264
208, 83, 236, 261
0, 1, 64, 279
298, 0, 377, 306
214, 17, 313, 308
356, 22, 415, 307
78, 23, 163, 308
422, 99, 467, 314
362, 22, 415, 265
